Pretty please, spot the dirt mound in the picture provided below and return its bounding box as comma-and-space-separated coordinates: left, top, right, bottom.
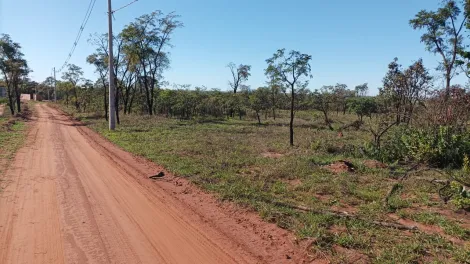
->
363, 159, 388, 169
324, 160, 355, 174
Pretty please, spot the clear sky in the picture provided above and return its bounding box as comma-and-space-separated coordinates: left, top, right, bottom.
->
0, 0, 466, 94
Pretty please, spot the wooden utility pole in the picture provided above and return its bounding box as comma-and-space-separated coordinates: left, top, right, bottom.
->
53, 67, 57, 102
108, 0, 116, 130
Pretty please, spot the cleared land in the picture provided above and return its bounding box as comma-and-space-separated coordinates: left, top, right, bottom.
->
0, 104, 303, 264
64, 107, 470, 263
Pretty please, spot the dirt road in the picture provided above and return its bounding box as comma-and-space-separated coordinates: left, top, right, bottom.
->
0, 104, 302, 264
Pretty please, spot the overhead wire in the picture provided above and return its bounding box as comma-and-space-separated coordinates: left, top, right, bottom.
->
113, 0, 139, 14
56, 0, 138, 73
57, 0, 97, 73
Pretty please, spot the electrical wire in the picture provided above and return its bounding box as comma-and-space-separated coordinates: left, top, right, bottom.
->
57, 0, 97, 73
113, 0, 139, 14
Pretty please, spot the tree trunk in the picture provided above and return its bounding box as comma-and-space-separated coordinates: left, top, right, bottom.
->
102, 79, 108, 121
273, 107, 276, 120
73, 86, 79, 110
7, 86, 15, 115
290, 85, 295, 146
396, 105, 401, 124
257, 112, 261, 125
445, 74, 451, 102
14, 83, 21, 113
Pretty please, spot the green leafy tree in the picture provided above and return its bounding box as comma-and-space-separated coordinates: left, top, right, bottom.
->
62, 64, 83, 110
86, 53, 109, 120
265, 49, 312, 146
410, 0, 468, 100
0, 34, 29, 114
348, 97, 377, 121
121, 11, 183, 115
250, 87, 271, 124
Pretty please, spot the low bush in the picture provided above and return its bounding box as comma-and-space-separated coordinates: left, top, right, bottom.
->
372, 126, 470, 168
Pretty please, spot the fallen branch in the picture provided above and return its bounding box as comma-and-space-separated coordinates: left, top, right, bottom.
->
383, 163, 423, 207
270, 201, 417, 231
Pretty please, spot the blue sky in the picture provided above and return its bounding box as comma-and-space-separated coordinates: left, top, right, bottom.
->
0, 0, 466, 94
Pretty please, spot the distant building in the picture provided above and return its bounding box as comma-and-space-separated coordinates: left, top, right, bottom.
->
20, 94, 32, 101
0, 87, 6, 97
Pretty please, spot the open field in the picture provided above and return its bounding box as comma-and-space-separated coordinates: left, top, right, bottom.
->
58, 104, 470, 263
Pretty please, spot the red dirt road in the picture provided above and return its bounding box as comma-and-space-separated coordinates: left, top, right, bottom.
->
0, 104, 303, 264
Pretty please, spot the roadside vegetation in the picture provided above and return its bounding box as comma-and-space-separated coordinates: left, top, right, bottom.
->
0, 102, 31, 176
2, 0, 470, 262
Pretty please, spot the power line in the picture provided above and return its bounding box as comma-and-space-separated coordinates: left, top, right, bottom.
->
113, 0, 139, 14
57, 0, 97, 73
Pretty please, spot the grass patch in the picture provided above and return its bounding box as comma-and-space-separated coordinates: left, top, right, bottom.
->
56, 104, 470, 263
0, 103, 31, 177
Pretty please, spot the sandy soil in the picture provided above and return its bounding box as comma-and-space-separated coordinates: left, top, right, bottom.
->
0, 104, 4, 116
0, 104, 305, 264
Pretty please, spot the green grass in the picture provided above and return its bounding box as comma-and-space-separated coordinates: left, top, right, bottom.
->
58, 104, 470, 263
0, 103, 30, 177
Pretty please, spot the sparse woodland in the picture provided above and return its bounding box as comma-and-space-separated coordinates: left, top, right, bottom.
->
2, 1, 470, 263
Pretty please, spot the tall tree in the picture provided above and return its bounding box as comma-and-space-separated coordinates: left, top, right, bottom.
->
410, 0, 468, 100
62, 64, 83, 110
227, 63, 251, 94
0, 34, 29, 114
267, 74, 282, 120
250, 87, 271, 124
86, 53, 109, 120
401, 59, 432, 123
265, 49, 312, 146
121, 11, 183, 115
382, 58, 432, 124
355, 83, 368, 97
313, 85, 335, 130
382, 58, 406, 124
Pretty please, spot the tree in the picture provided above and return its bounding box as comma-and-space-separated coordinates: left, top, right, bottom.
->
267, 74, 282, 120
86, 53, 109, 120
410, 0, 468, 100
382, 58, 406, 124
382, 58, 432, 124
250, 87, 271, 124
42, 76, 55, 100
0, 34, 29, 114
355, 83, 368, 97
401, 59, 432, 123
313, 85, 335, 130
121, 11, 183, 115
62, 64, 83, 110
332, 83, 353, 115
227, 63, 251, 94
348, 97, 377, 121
265, 49, 312, 146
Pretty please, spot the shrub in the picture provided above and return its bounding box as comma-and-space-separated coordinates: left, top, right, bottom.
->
373, 126, 470, 168
450, 155, 470, 210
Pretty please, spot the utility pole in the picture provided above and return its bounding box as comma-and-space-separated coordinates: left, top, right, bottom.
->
108, 0, 116, 130
53, 67, 57, 102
